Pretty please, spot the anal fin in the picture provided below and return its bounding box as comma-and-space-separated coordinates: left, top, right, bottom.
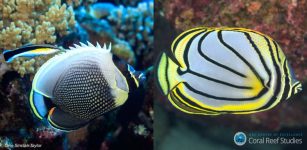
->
47, 107, 89, 131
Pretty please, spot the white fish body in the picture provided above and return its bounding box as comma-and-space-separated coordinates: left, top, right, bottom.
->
156, 27, 302, 115
33, 43, 128, 107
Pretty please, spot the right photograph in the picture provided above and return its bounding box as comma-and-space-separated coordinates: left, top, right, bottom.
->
154, 0, 307, 150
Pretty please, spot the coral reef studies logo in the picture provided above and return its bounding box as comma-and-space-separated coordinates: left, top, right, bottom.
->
234, 132, 247, 146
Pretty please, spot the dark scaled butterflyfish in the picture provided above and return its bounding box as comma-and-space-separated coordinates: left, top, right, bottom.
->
3, 42, 146, 131
156, 27, 302, 115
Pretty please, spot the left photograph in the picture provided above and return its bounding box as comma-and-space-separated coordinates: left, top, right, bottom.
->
0, 0, 153, 149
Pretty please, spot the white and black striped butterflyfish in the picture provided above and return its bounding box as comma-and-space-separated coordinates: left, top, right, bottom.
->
3, 42, 146, 131
156, 27, 302, 115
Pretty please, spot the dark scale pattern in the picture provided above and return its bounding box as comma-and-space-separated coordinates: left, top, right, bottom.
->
53, 61, 116, 120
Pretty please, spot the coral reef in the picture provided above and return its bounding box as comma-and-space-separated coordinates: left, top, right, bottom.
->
66, 0, 83, 7
75, 12, 137, 64
0, 72, 32, 132
65, 0, 97, 7
8, 55, 54, 77
0, 0, 75, 49
75, 1, 154, 67
0, 72, 64, 148
0, 0, 154, 149
0, 0, 76, 76
107, 1, 154, 66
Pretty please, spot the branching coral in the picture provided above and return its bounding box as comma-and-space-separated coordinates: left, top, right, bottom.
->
76, 1, 153, 66
9, 55, 54, 77
0, 22, 23, 49
66, 0, 82, 7
40, 3, 75, 36
107, 1, 154, 64
75, 13, 137, 64
0, 0, 75, 49
0, 0, 76, 76
34, 21, 56, 44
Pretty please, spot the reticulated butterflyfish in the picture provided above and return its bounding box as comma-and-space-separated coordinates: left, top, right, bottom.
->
2, 44, 63, 63
155, 27, 302, 115
5, 41, 147, 131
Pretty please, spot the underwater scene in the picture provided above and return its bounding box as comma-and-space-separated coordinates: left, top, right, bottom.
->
0, 0, 153, 149
154, 0, 307, 150
0, 0, 307, 150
